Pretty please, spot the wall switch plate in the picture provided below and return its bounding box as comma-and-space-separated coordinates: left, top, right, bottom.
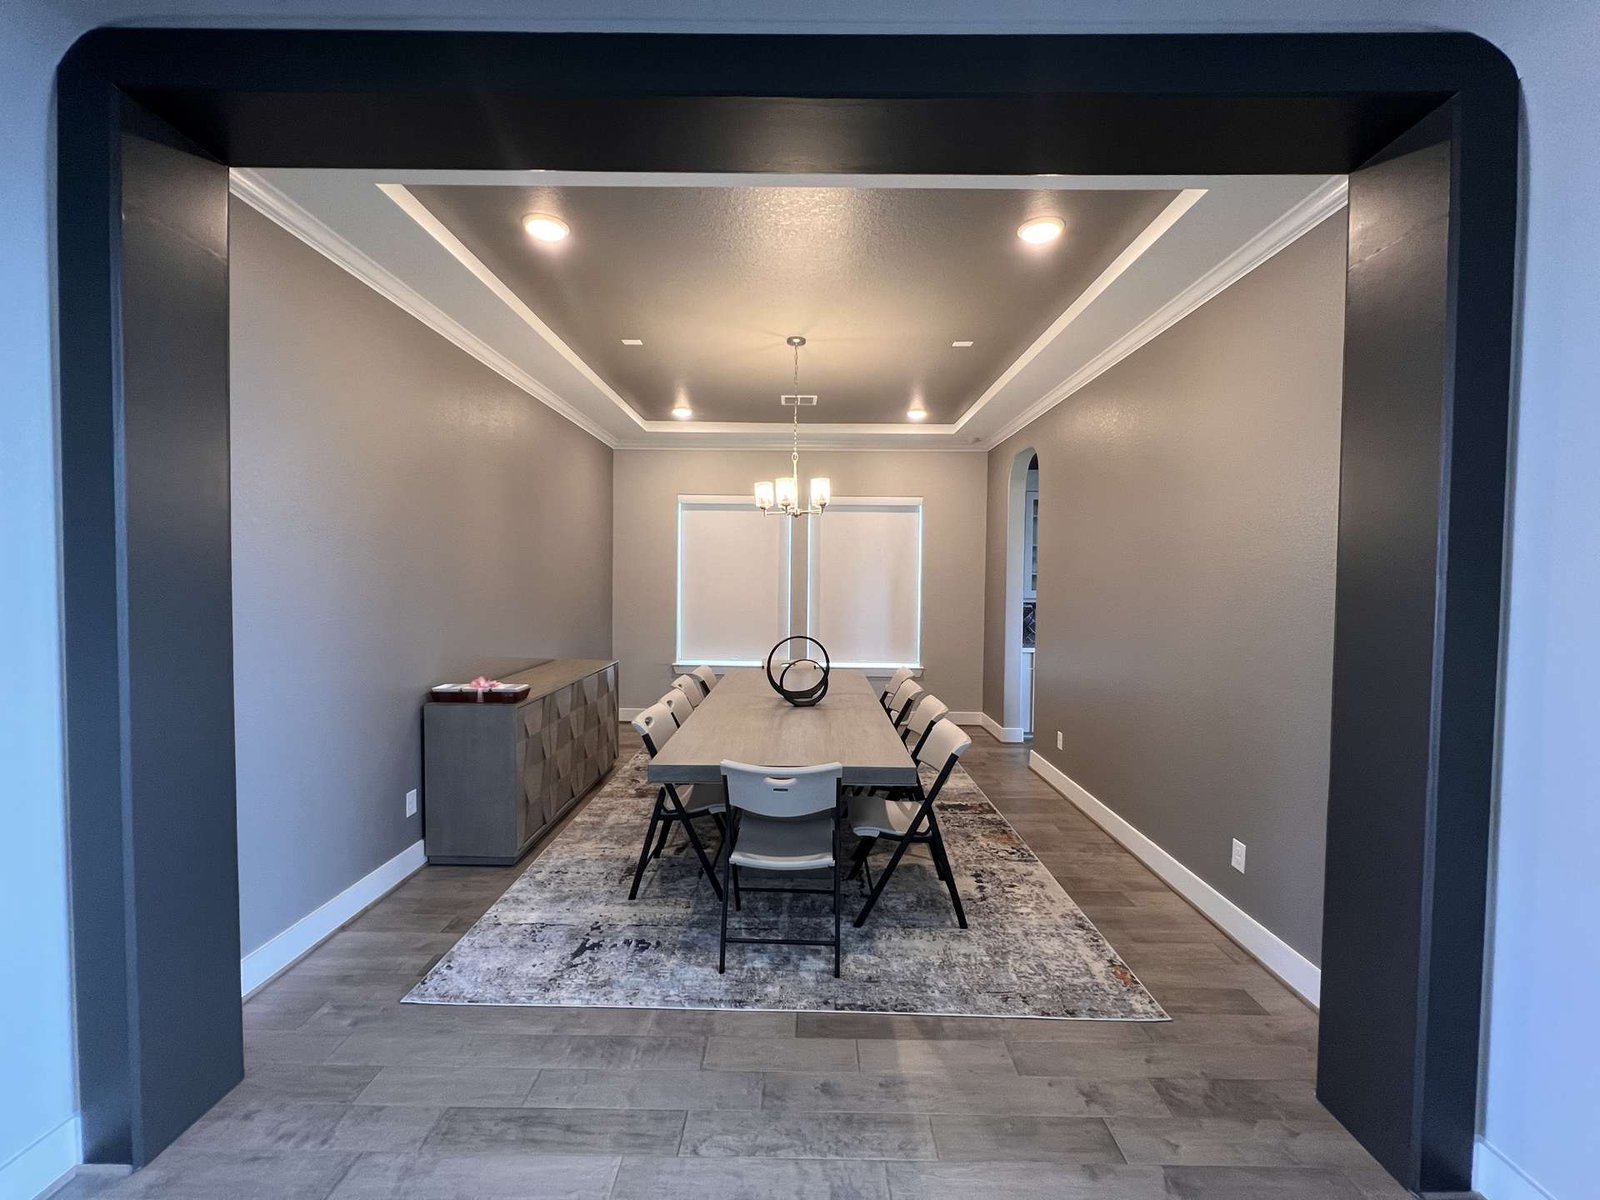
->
1056, 731, 1064, 750
1231, 838, 1247, 872
405, 788, 418, 818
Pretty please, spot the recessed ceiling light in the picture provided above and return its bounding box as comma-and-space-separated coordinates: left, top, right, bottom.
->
907, 405, 929, 422
671, 403, 694, 420
1017, 216, 1065, 245
522, 213, 570, 243
621, 338, 644, 346
951, 340, 974, 348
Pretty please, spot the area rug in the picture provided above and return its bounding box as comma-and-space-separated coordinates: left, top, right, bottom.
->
406, 753, 1166, 1020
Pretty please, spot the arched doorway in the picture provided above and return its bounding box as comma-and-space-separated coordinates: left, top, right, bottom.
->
1002, 447, 1039, 738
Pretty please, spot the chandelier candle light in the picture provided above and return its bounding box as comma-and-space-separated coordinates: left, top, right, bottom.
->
755, 336, 831, 518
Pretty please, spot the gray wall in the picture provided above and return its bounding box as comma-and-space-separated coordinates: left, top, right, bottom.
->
985, 215, 1347, 961
230, 199, 613, 956
613, 449, 986, 714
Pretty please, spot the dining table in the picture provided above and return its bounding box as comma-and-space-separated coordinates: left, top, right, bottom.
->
646, 667, 918, 788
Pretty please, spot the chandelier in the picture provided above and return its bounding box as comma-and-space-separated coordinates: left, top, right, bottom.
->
754, 336, 831, 518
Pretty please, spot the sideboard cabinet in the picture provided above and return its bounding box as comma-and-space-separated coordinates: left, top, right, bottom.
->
423, 658, 619, 865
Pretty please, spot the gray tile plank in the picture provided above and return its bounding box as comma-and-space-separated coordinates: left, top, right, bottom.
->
1008, 1041, 1316, 1081
704, 1036, 859, 1073
1150, 1078, 1333, 1121
1160, 1165, 1368, 1198
885, 1161, 1168, 1200
927, 1115, 1124, 1163
526, 1068, 763, 1111
244, 1030, 353, 1066
355, 1066, 538, 1107
680, 1111, 936, 1160
325, 1151, 621, 1199
762, 1071, 1169, 1117
461, 1032, 707, 1070
100, 1149, 359, 1199
796, 1012, 1151, 1044
610, 1156, 891, 1200
227, 1063, 383, 1104
421, 1107, 686, 1156
1108, 1117, 1377, 1168
856, 1038, 1017, 1075
327, 1106, 448, 1152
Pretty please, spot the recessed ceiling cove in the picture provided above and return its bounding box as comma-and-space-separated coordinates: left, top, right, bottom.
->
406, 184, 1178, 425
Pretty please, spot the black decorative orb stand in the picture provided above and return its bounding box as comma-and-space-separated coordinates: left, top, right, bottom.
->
765, 636, 831, 707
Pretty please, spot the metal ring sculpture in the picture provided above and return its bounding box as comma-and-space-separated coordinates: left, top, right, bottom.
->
765, 636, 831, 708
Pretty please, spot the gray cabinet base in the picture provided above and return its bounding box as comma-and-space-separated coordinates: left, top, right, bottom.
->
423, 659, 619, 865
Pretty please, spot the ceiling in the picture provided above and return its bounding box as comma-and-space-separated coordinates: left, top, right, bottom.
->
233, 169, 1347, 449
406, 184, 1177, 424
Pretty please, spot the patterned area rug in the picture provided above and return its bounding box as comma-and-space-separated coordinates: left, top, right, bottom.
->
406, 753, 1166, 1020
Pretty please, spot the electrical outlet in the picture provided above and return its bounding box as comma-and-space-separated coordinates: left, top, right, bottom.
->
405, 788, 418, 818
1231, 838, 1247, 873
1056, 731, 1064, 750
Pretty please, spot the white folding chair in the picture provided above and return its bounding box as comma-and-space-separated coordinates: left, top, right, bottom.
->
718, 759, 845, 977
887, 679, 925, 730
628, 702, 726, 900
878, 667, 915, 711
848, 718, 971, 929
690, 665, 718, 695
661, 688, 694, 728
900, 694, 950, 761
670, 674, 705, 708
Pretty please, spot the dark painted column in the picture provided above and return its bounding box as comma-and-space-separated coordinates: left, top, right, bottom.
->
61, 90, 242, 1165
1318, 98, 1512, 1195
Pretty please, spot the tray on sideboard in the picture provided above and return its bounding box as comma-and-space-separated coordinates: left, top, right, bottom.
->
429, 684, 532, 704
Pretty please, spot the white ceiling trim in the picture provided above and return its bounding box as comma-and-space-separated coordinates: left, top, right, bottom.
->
983, 174, 1349, 448
229, 169, 622, 448
952, 188, 1206, 435
377, 183, 647, 432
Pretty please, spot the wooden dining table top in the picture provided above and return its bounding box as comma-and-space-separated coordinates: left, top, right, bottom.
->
645, 668, 919, 787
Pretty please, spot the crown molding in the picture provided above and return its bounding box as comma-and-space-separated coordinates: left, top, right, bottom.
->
954, 188, 1206, 436
982, 175, 1349, 449
378, 183, 647, 432
229, 169, 622, 448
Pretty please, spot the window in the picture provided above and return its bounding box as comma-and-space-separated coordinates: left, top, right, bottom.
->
676, 497, 792, 666
806, 497, 923, 669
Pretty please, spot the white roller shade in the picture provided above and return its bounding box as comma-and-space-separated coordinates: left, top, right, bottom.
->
807, 498, 923, 668
677, 497, 792, 665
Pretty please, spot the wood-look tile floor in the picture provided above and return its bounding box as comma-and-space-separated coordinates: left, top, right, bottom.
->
58, 732, 1410, 1200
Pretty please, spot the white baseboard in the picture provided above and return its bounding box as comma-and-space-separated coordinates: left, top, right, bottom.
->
1475, 1137, 1557, 1200
1, 1113, 81, 1200
1028, 751, 1321, 1007
946, 711, 984, 727
240, 839, 426, 997
979, 712, 1027, 743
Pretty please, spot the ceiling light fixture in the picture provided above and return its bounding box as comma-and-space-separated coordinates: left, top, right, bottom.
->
621, 338, 644, 346
951, 340, 974, 348
907, 405, 929, 422
755, 336, 829, 518
1017, 216, 1065, 245
522, 213, 570, 243
671, 403, 694, 420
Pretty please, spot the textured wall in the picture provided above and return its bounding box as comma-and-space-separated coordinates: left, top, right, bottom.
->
229, 199, 612, 954
986, 214, 1347, 962
612, 449, 986, 713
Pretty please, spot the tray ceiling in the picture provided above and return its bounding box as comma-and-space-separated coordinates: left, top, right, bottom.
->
406, 184, 1178, 425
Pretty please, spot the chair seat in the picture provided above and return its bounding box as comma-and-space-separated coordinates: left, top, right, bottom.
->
848, 793, 922, 838
678, 782, 726, 815
729, 812, 836, 870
